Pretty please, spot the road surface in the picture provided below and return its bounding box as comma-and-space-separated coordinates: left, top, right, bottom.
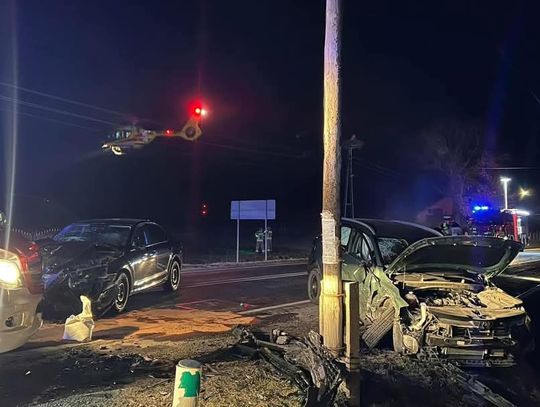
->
130, 260, 309, 312
19, 260, 310, 349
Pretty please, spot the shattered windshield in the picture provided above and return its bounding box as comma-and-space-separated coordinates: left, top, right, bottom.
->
378, 237, 409, 265
54, 223, 131, 248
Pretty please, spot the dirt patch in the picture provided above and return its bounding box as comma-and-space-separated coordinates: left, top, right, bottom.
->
24, 308, 257, 351
30, 360, 301, 407
200, 360, 301, 406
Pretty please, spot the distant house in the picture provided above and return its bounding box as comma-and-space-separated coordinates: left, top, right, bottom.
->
416, 197, 454, 228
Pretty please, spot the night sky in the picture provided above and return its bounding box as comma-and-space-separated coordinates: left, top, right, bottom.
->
1, 0, 540, 230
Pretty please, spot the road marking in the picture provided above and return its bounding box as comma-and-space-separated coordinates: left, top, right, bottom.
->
181, 272, 306, 288
182, 260, 306, 275
239, 300, 312, 315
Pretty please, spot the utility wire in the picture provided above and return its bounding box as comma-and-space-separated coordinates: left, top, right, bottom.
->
0, 94, 118, 125
0, 84, 309, 157
0, 81, 162, 125
198, 141, 303, 159
482, 167, 540, 170
353, 157, 404, 180
0, 81, 128, 116
0, 106, 103, 132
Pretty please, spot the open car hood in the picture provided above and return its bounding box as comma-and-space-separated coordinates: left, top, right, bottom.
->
386, 236, 522, 279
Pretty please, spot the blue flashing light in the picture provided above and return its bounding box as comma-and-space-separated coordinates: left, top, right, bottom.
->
473, 205, 490, 212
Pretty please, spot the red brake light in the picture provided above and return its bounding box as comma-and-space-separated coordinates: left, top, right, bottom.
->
18, 244, 43, 295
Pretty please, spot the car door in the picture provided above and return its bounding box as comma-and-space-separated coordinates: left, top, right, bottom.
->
144, 223, 170, 283
342, 228, 377, 323
130, 224, 158, 292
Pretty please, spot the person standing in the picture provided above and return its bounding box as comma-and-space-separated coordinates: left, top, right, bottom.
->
255, 228, 264, 253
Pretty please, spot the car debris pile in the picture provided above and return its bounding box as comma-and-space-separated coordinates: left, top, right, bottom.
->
232, 326, 342, 406
62, 295, 95, 342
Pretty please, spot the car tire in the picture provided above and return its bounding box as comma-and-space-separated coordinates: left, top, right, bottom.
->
165, 259, 181, 292
362, 306, 394, 348
307, 266, 321, 304
113, 272, 130, 313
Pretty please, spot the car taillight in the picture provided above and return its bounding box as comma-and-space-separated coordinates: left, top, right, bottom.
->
17, 243, 44, 295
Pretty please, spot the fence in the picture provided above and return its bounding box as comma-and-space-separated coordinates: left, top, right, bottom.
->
10, 227, 61, 241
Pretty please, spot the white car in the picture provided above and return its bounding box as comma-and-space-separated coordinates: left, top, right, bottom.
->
0, 233, 43, 353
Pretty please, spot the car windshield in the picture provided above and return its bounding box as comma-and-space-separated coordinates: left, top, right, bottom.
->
54, 223, 131, 248
378, 237, 409, 265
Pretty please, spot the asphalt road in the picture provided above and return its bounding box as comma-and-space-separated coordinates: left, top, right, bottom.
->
126, 260, 309, 314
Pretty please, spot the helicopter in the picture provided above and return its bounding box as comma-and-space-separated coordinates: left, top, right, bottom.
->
101, 106, 206, 156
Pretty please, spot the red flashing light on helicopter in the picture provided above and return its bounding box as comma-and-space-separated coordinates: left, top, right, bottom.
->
193, 106, 207, 117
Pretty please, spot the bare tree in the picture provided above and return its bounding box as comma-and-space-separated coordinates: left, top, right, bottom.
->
420, 121, 499, 222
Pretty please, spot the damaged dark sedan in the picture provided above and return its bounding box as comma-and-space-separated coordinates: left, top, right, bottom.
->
41, 219, 182, 316
308, 218, 532, 367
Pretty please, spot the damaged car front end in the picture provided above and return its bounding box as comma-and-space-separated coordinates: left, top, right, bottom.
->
41, 219, 182, 317
307, 219, 531, 367
41, 241, 123, 317
388, 236, 530, 367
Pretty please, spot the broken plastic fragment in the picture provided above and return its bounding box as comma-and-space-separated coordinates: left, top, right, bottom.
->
62, 296, 95, 342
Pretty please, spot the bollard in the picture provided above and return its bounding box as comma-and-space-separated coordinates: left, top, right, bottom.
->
172, 359, 202, 407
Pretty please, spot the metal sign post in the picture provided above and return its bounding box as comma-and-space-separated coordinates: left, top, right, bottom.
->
264, 200, 268, 261
236, 201, 240, 263
231, 200, 276, 263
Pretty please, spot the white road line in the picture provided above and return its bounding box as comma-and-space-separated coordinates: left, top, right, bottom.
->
182, 260, 306, 275
181, 272, 306, 288
239, 300, 312, 315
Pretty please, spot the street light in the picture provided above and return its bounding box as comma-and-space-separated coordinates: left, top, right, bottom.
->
500, 177, 511, 209
519, 187, 532, 200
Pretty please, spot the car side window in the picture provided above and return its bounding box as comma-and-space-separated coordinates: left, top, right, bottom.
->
145, 224, 167, 246
132, 227, 147, 248
341, 226, 352, 249
349, 231, 374, 263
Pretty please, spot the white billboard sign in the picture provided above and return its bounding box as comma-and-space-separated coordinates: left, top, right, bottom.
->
230, 199, 276, 262
230, 200, 276, 220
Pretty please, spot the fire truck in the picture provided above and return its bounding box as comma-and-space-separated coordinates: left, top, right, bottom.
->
468, 206, 530, 246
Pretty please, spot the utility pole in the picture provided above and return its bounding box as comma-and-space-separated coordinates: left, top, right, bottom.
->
343, 135, 364, 218
320, 0, 343, 357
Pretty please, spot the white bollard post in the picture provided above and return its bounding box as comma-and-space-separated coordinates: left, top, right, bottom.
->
172, 359, 202, 407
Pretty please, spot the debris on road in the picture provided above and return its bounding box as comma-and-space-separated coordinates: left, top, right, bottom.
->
232, 326, 342, 406
62, 296, 95, 342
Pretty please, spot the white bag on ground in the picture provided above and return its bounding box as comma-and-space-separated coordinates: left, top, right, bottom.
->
63, 296, 95, 342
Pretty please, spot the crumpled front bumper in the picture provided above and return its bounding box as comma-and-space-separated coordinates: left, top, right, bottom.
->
0, 287, 43, 353
423, 314, 528, 367
42, 267, 118, 317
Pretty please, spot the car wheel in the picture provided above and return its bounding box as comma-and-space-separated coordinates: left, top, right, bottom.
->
165, 260, 181, 292
113, 272, 130, 313
307, 266, 321, 304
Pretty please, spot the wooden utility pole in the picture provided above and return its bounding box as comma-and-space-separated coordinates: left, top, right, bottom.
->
320, 0, 343, 356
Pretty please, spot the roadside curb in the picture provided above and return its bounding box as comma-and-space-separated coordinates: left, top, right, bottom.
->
183, 258, 307, 273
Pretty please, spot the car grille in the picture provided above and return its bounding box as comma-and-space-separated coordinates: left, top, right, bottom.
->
452, 323, 511, 339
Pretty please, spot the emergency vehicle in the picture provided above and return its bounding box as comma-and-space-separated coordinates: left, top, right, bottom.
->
468, 206, 530, 246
